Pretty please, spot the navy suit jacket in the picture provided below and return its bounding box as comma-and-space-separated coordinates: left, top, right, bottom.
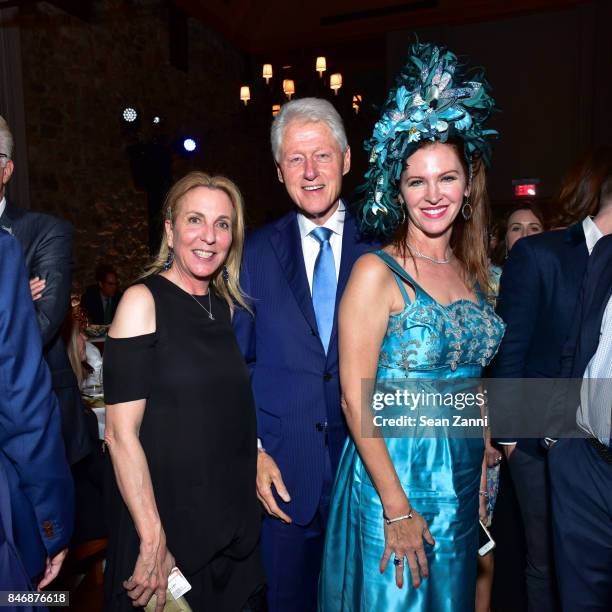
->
490, 223, 589, 453
233, 206, 374, 525
0, 200, 92, 465
561, 233, 612, 379
0, 230, 74, 582
81, 284, 121, 325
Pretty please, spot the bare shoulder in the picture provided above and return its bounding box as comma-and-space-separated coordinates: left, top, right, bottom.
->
350, 252, 393, 286
109, 283, 156, 338
349, 253, 393, 291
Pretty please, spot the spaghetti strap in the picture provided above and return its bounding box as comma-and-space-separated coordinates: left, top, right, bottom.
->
374, 250, 414, 306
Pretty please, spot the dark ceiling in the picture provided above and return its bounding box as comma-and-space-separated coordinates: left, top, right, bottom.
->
174, 0, 587, 55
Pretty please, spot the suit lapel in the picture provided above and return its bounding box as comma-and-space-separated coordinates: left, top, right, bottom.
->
269, 212, 319, 334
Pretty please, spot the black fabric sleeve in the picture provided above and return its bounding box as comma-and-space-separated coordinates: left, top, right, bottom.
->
103, 333, 156, 404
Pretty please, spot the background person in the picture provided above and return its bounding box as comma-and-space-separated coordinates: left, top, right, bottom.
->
490, 145, 612, 611
0, 229, 74, 594
81, 264, 122, 326
103, 172, 265, 611
483, 202, 546, 612
549, 189, 612, 611
0, 114, 92, 467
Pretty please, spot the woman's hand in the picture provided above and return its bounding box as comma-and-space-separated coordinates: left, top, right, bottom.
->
123, 532, 175, 611
380, 510, 435, 589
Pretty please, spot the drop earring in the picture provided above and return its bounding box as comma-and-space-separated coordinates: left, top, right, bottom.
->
461, 197, 472, 221
163, 247, 174, 271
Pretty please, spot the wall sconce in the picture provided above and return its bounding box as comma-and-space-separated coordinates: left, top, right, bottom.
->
330, 73, 342, 95
283, 79, 295, 100
352, 94, 362, 114
272, 104, 281, 117
240, 86, 251, 105
262, 64, 273, 84
315, 56, 326, 77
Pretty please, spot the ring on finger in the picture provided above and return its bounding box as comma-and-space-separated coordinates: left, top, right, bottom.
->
393, 556, 404, 566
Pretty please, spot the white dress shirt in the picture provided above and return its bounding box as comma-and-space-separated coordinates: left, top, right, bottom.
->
296, 201, 345, 294
0, 196, 6, 220
577, 216, 611, 446
578, 296, 612, 446
582, 216, 603, 253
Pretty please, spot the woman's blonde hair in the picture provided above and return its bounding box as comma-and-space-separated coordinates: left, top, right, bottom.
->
141, 171, 250, 315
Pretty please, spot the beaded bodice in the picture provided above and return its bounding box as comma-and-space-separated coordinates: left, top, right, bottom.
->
375, 251, 505, 376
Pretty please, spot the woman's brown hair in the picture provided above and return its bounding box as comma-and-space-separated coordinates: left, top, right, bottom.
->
552, 145, 612, 228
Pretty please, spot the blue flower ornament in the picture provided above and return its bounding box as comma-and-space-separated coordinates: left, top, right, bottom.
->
359, 43, 498, 239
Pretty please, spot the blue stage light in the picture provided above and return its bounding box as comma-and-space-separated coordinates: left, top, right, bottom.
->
183, 138, 197, 152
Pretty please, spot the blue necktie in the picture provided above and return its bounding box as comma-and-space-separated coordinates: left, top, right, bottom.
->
311, 227, 337, 353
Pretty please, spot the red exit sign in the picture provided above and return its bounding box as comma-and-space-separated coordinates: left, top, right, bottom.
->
512, 178, 540, 198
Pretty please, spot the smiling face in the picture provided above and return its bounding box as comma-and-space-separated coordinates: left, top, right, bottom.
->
276, 120, 350, 225
505, 208, 544, 251
399, 142, 469, 240
164, 186, 234, 291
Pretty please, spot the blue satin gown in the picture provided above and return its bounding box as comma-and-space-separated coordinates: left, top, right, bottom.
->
319, 251, 505, 611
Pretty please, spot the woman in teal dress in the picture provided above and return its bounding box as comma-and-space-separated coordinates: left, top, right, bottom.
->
319, 43, 505, 611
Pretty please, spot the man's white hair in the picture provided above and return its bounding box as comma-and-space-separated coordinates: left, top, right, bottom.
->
0, 115, 14, 166
270, 97, 348, 163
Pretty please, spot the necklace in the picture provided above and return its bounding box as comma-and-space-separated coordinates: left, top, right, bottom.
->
170, 268, 215, 320
408, 245, 452, 265
188, 291, 214, 320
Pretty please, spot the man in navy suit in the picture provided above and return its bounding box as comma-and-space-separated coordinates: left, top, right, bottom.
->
0, 115, 91, 466
0, 229, 74, 592
548, 189, 612, 611
81, 264, 122, 325
233, 98, 373, 611
491, 158, 612, 610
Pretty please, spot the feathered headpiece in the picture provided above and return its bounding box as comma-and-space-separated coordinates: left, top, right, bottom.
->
358, 42, 498, 239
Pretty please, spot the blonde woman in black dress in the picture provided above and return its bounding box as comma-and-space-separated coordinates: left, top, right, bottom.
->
103, 172, 264, 611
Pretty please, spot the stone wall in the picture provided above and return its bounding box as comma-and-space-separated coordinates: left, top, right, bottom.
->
19, 1, 273, 290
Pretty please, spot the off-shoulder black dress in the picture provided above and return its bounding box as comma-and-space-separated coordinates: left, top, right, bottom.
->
103, 274, 264, 611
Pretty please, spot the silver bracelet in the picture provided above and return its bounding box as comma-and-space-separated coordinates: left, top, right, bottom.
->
383, 509, 414, 525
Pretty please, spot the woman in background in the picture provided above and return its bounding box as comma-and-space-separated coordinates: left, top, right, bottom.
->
103, 172, 265, 611
479, 203, 546, 612
489, 202, 546, 298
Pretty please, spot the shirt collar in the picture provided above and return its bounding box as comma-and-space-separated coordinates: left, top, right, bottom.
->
0, 197, 6, 219
297, 200, 346, 240
582, 216, 604, 255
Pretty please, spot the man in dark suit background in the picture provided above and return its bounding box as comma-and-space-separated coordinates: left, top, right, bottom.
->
233, 98, 373, 612
548, 187, 612, 611
491, 146, 612, 611
81, 263, 121, 325
0, 114, 91, 466
0, 229, 74, 591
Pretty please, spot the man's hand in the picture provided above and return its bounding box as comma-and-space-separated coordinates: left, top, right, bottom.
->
29, 277, 46, 302
256, 450, 292, 523
37, 548, 68, 590
502, 443, 517, 460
